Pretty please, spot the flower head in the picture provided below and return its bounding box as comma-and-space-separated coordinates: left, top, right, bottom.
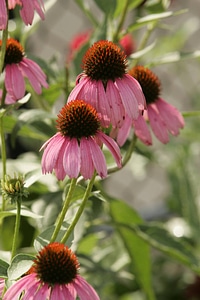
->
119, 34, 136, 56
3, 242, 100, 300
115, 66, 184, 145
40, 99, 122, 180
0, 38, 48, 100
0, 174, 29, 203
68, 40, 145, 128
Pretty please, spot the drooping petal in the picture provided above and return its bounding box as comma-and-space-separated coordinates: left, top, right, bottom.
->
80, 137, 95, 179
51, 285, 74, 300
5, 64, 25, 99
20, 58, 48, 94
63, 138, 80, 178
116, 115, 132, 146
20, 0, 45, 25
96, 131, 122, 168
156, 98, 184, 135
74, 275, 100, 300
106, 80, 125, 127
133, 114, 152, 145
124, 74, 146, 109
114, 77, 139, 120
3, 274, 37, 300
96, 80, 110, 127
54, 137, 71, 180
88, 137, 107, 178
148, 104, 169, 144
68, 76, 91, 102
0, 0, 8, 30
41, 133, 65, 174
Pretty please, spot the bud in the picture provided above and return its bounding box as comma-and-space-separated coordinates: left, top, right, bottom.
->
1, 174, 29, 203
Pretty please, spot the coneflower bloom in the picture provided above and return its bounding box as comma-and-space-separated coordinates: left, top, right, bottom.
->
0, 0, 45, 29
40, 99, 122, 180
115, 66, 184, 145
0, 38, 48, 101
3, 242, 100, 300
68, 40, 146, 128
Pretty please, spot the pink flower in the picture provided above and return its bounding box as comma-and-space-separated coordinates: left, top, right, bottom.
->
18, 0, 45, 25
67, 30, 91, 63
40, 99, 122, 180
115, 66, 184, 145
119, 34, 136, 56
3, 242, 100, 300
68, 40, 146, 128
0, 38, 48, 101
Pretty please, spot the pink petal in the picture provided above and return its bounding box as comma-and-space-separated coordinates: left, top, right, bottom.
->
20, 0, 34, 25
41, 134, 65, 174
20, 58, 48, 94
133, 114, 152, 145
0, 0, 8, 29
68, 76, 91, 102
156, 98, 184, 135
80, 138, 95, 179
5, 64, 25, 99
97, 131, 122, 168
124, 74, 146, 109
106, 80, 125, 127
74, 275, 100, 300
88, 137, 107, 178
114, 77, 139, 120
148, 104, 169, 144
115, 115, 132, 146
51, 285, 74, 300
63, 138, 80, 178
3, 274, 36, 300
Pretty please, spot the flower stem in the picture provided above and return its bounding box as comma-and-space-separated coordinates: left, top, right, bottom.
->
61, 173, 96, 244
11, 197, 22, 258
113, 0, 130, 42
108, 134, 137, 174
50, 178, 77, 243
0, 117, 7, 211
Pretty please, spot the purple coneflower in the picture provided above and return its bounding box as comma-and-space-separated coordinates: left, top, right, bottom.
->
115, 66, 184, 145
0, 38, 48, 101
40, 99, 122, 180
3, 242, 100, 300
68, 40, 146, 128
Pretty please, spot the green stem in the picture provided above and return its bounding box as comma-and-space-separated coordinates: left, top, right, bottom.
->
130, 22, 157, 67
113, 0, 130, 42
50, 178, 77, 243
0, 117, 7, 211
11, 197, 21, 258
108, 134, 137, 174
74, 0, 99, 27
0, 2, 8, 74
61, 173, 96, 244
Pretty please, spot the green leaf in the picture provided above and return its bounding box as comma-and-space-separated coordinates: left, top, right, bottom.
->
93, 0, 117, 14
0, 259, 9, 278
109, 198, 156, 300
128, 9, 187, 31
135, 223, 200, 274
114, 0, 144, 17
8, 254, 35, 280
147, 50, 200, 67
0, 208, 43, 221
34, 222, 74, 252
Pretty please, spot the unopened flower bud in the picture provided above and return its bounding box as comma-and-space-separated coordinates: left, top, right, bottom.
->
1, 174, 29, 203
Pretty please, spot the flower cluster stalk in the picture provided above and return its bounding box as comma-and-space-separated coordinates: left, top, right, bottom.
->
50, 178, 77, 243
61, 172, 96, 244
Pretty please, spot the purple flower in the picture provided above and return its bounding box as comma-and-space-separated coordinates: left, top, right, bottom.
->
3, 242, 100, 300
115, 66, 184, 145
40, 99, 122, 180
68, 40, 146, 128
0, 38, 48, 101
